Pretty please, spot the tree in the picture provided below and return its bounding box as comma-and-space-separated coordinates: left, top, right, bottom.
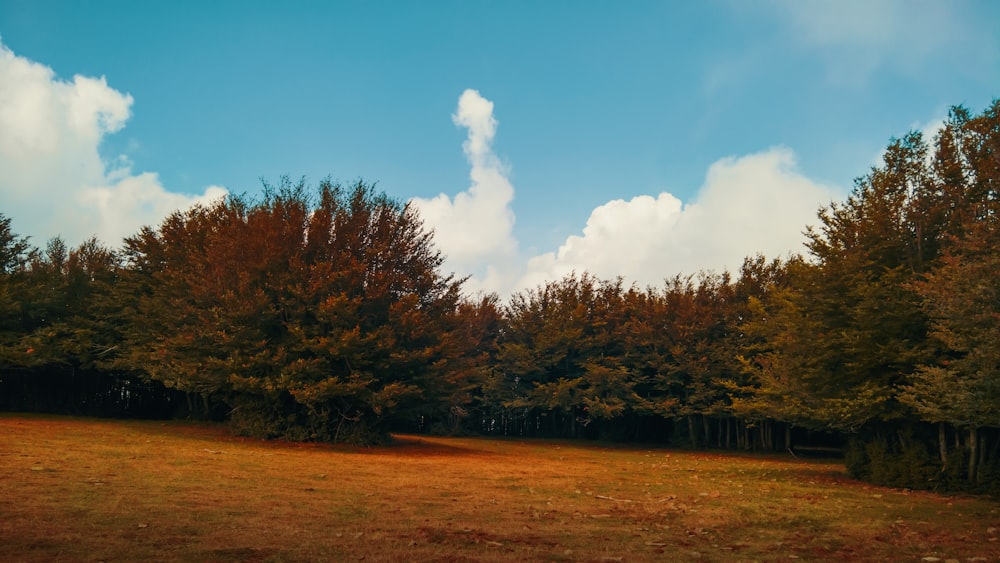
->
656, 273, 741, 446
745, 132, 937, 435
494, 274, 654, 439
496, 273, 605, 437
20, 238, 122, 371
121, 178, 465, 444
440, 293, 503, 434
900, 101, 1000, 482
722, 255, 794, 449
0, 214, 34, 369
740, 102, 1000, 491
0, 228, 176, 417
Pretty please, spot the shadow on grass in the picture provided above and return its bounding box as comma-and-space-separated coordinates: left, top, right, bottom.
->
385, 434, 488, 457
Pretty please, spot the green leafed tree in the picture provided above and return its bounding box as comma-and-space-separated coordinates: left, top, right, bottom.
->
744, 131, 938, 434
900, 102, 1000, 483
0, 214, 34, 369
494, 273, 654, 439
439, 293, 503, 434
20, 238, 122, 371
742, 101, 1000, 491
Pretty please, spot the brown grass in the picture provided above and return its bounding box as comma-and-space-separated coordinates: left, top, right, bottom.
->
1, 414, 998, 562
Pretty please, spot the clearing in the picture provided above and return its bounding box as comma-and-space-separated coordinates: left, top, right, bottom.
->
1, 414, 997, 561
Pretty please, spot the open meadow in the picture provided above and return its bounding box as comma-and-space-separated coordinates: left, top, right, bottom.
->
1, 415, 998, 562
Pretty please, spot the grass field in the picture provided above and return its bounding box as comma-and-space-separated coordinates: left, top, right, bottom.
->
1, 415, 998, 562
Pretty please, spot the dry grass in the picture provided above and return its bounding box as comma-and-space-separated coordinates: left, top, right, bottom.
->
1, 414, 998, 562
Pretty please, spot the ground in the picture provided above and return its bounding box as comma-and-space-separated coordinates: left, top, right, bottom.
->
1, 414, 998, 561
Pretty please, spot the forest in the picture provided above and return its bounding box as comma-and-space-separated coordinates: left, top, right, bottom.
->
1, 101, 997, 494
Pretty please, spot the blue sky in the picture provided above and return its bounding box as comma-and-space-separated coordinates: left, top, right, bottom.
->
1, 0, 998, 296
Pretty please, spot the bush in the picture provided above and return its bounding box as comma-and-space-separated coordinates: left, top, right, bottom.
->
227, 394, 305, 440
226, 393, 391, 445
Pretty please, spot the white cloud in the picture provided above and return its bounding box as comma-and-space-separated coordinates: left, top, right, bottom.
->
77, 175, 228, 246
519, 148, 841, 292
913, 115, 947, 147
0, 39, 225, 248
411, 89, 518, 292
763, 0, 980, 81
418, 90, 843, 298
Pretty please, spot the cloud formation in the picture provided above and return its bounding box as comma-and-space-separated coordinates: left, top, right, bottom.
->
0, 40, 225, 248
417, 90, 843, 297
519, 148, 841, 291
764, 0, 983, 81
410, 89, 518, 293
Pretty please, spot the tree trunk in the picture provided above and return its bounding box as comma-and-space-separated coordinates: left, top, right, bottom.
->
785, 423, 792, 451
968, 427, 978, 483
703, 415, 711, 447
938, 422, 948, 471
979, 433, 987, 477
725, 418, 732, 450
992, 430, 1000, 465
687, 415, 697, 446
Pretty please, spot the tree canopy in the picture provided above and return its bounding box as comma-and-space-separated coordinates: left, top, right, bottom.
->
117, 178, 470, 443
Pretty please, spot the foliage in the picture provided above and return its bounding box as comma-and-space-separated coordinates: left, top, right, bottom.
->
0, 214, 34, 368
120, 178, 466, 443
743, 132, 937, 433
748, 102, 1000, 489
896, 103, 1000, 483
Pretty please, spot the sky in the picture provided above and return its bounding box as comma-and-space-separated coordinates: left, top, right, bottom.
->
1, 0, 998, 297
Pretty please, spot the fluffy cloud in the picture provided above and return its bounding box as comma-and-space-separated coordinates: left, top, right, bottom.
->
410, 89, 518, 294
418, 91, 842, 297
0, 40, 225, 248
519, 148, 841, 292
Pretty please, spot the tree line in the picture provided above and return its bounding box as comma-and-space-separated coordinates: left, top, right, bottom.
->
1, 101, 997, 493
